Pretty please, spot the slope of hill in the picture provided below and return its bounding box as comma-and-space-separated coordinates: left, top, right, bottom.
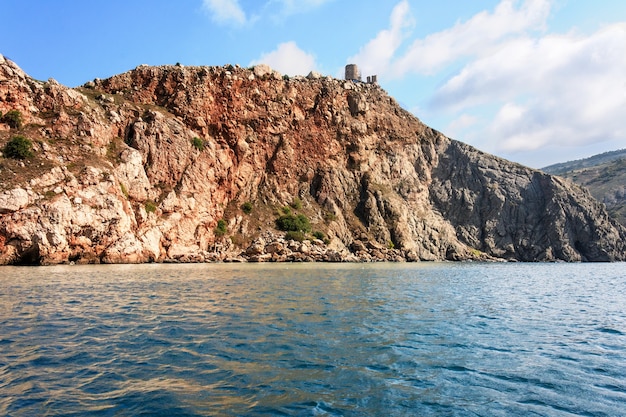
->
1, 54, 625, 264
543, 150, 626, 226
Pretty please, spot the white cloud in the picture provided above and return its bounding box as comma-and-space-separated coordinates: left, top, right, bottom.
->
203, 0, 247, 26
203, 0, 332, 25
445, 114, 479, 139
351, 0, 551, 79
436, 23, 626, 154
352, 0, 625, 166
393, 0, 551, 75
346, 0, 414, 78
269, 0, 333, 17
250, 41, 318, 76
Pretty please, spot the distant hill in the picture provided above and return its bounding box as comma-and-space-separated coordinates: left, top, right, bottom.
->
543, 150, 626, 226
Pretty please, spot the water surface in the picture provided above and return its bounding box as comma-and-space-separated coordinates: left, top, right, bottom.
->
1, 262, 625, 416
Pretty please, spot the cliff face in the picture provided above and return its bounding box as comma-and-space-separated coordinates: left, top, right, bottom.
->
543, 150, 626, 227
1, 55, 624, 264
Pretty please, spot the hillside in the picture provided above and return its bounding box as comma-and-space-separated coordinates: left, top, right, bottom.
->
1, 54, 625, 264
543, 150, 626, 226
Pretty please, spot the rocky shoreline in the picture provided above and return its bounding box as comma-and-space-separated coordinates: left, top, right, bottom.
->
201, 232, 416, 264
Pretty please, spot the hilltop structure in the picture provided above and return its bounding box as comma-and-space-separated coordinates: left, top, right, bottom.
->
345, 64, 377, 84
345, 64, 361, 81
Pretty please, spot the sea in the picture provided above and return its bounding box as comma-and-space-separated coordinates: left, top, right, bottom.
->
0, 262, 625, 416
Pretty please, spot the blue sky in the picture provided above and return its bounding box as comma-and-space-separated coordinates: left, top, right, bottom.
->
1, 0, 625, 168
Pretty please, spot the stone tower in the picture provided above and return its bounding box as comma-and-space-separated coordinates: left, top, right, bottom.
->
345, 64, 361, 81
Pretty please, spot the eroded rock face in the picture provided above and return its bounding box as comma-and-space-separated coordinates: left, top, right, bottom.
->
429, 141, 625, 262
1, 54, 625, 264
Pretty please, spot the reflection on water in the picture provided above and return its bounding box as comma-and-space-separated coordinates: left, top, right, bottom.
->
1, 262, 625, 416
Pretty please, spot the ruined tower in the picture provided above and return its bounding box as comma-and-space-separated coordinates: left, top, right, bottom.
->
345, 64, 361, 81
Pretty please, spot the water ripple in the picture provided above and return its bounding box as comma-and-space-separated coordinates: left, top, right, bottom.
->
1, 262, 625, 416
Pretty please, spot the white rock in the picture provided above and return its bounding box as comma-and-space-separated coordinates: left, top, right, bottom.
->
253, 64, 272, 78
117, 149, 150, 201
0, 188, 30, 213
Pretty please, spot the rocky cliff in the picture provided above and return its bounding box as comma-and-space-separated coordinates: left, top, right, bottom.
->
543, 150, 626, 227
1, 54, 625, 264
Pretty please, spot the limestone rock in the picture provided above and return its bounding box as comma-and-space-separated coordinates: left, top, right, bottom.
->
253, 64, 273, 78
306, 71, 323, 80
0, 188, 30, 213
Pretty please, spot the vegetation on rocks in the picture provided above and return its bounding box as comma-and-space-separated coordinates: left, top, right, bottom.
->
241, 201, 253, 214
276, 213, 312, 233
3, 135, 33, 159
191, 137, 204, 151
214, 219, 227, 237
1, 109, 22, 129
144, 200, 157, 213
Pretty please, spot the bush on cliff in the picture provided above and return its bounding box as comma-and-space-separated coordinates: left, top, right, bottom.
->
191, 137, 204, 151
285, 231, 305, 242
1, 110, 22, 129
214, 219, 227, 237
241, 201, 253, 214
276, 214, 311, 233
3, 135, 33, 159
290, 197, 303, 210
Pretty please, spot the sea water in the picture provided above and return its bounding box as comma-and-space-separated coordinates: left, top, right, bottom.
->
0, 262, 625, 416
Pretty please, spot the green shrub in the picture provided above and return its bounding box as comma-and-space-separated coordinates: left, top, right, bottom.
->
241, 201, 253, 214
281, 206, 292, 215
3, 135, 33, 159
312, 231, 325, 240
1, 110, 22, 129
323, 212, 337, 223
191, 137, 204, 151
276, 214, 311, 233
291, 197, 303, 210
214, 219, 227, 237
145, 201, 157, 213
285, 231, 305, 242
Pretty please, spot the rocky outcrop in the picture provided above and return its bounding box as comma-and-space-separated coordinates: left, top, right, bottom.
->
430, 141, 625, 261
1, 54, 625, 264
543, 150, 626, 227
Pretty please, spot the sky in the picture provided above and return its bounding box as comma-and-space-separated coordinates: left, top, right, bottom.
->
1, 0, 625, 168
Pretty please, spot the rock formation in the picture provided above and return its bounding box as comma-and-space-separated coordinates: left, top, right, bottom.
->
543, 150, 626, 227
1, 54, 625, 264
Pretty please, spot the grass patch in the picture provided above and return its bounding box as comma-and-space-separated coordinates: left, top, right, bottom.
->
290, 197, 303, 210
323, 212, 337, 223
285, 231, 305, 242
145, 200, 157, 213
120, 182, 129, 198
